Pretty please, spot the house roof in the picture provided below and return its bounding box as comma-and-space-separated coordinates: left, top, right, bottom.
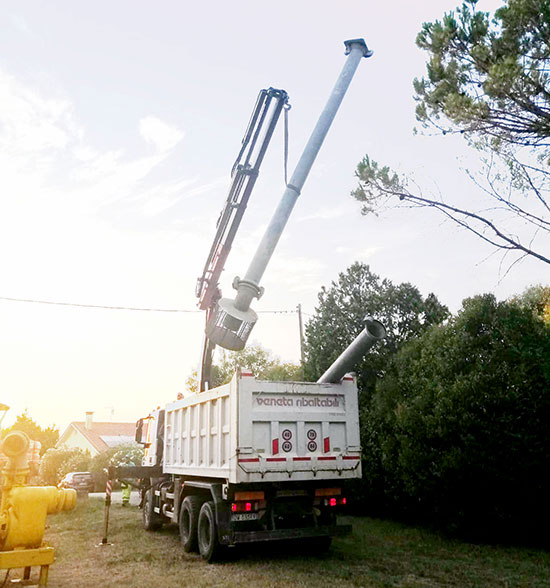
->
58, 421, 136, 454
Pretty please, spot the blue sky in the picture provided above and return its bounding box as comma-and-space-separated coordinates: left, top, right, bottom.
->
0, 0, 544, 430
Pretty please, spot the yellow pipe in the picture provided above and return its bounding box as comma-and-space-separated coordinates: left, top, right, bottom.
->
1, 430, 30, 486
2, 487, 76, 550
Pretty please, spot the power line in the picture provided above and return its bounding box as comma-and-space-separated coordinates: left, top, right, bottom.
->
0, 295, 301, 315
0, 296, 197, 313
257, 309, 297, 314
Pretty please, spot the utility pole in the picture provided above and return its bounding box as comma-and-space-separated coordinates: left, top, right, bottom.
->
297, 304, 305, 377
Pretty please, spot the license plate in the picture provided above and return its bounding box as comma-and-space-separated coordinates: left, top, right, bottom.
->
232, 513, 259, 521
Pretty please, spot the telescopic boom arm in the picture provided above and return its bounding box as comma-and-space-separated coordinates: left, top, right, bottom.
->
197, 88, 290, 391
198, 39, 373, 391
203, 39, 372, 358
196, 88, 289, 312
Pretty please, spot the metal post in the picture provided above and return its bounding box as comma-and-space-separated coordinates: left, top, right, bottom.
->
233, 39, 372, 313
100, 477, 113, 546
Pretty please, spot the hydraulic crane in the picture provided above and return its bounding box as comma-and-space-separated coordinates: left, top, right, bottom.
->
196, 88, 290, 391
196, 39, 379, 393
109, 39, 389, 563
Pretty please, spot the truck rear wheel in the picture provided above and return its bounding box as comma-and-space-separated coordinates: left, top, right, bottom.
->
179, 495, 202, 552
143, 488, 163, 531
197, 501, 221, 562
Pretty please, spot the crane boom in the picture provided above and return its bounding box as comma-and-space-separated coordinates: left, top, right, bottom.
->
197, 39, 372, 392
196, 88, 289, 311
197, 87, 289, 391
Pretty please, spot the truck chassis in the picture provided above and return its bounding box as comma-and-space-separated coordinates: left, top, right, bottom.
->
124, 469, 350, 562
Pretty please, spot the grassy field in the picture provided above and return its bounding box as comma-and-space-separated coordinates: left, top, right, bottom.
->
23, 496, 549, 587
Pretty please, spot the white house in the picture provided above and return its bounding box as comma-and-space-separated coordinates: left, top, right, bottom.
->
56, 412, 136, 457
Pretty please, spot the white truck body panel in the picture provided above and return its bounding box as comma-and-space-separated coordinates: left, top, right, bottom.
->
163, 372, 361, 484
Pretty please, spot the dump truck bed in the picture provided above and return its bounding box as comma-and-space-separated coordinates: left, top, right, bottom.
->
163, 371, 361, 484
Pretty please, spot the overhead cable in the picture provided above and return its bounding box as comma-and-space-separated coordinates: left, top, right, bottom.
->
0, 296, 300, 315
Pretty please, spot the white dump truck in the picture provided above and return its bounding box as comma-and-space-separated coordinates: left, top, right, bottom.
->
132, 369, 366, 561
113, 39, 383, 561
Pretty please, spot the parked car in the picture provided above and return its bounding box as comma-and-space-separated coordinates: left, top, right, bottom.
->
58, 471, 95, 494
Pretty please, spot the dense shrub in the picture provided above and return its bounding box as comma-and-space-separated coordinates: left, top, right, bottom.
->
89, 443, 144, 491
359, 294, 550, 545
39, 447, 91, 485
40, 443, 143, 489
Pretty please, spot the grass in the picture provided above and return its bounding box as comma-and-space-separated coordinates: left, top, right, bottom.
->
29, 496, 550, 587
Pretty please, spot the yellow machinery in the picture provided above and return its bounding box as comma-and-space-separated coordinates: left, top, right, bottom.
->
0, 430, 76, 586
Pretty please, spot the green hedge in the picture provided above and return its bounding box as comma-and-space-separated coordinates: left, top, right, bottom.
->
357, 294, 550, 546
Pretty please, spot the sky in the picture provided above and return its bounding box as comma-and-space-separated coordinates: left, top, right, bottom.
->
0, 0, 546, 432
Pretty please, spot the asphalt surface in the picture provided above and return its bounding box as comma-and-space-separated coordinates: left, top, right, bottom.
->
89, 490, 141, 506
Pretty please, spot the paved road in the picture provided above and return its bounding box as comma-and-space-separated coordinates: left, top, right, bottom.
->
89, 490, 140, 506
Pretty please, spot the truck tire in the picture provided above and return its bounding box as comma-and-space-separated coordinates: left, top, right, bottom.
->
179, 495, 202, 552
143, 488, 163, 531
197, 501, 221, 562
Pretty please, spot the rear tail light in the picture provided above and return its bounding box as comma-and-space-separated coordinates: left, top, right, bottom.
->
314, 495, 347, 507
231, 499, 266, 513
325, 496, 346, 507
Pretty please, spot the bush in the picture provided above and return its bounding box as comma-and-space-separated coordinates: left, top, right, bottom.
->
40, 447, 91, 486
90, 443, 144, 491
360, 294, 550, 545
